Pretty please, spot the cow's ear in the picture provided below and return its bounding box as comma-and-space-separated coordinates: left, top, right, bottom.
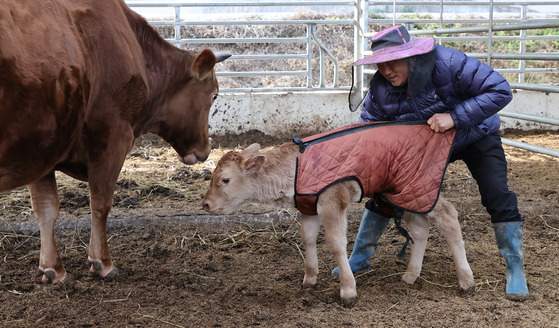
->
243, 143, 261, 155
243, 155, 266, 174
191, 48, 217, 80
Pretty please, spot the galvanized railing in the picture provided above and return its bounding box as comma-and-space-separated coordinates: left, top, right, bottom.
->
127, 1, 559, 93
126, 1, 559, 157
126, 1, 356, 92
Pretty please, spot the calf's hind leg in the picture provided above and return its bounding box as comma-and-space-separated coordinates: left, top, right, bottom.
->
300, 214, 321, 287
430, 198, 475, 293
401, 212, 430, 285
318, 185, 357, 307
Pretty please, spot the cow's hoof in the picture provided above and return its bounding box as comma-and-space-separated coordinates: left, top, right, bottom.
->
89, 260, 119, 279
341, 296, 358, 308
38, 268, 69, 284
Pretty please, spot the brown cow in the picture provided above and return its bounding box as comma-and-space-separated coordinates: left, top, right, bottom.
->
202, 143, 475, 307
0, 0, 230, 283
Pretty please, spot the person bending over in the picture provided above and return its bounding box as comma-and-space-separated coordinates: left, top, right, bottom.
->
333, 25, 528, 300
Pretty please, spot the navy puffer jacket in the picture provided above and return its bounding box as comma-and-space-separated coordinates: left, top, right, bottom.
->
359, 45, 513, 152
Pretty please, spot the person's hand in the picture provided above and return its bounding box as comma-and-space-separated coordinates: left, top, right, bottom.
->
427, 113, 455, 133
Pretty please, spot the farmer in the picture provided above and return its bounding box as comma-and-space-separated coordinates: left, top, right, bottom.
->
334, 25, 529, 300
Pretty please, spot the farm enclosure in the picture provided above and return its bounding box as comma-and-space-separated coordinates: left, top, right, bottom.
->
1, 130, 558, 327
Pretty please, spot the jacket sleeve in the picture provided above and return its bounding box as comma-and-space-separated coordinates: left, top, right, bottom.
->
447, 51, 512, 130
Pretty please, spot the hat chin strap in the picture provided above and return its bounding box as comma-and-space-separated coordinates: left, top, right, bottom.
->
348, 66, 369, 112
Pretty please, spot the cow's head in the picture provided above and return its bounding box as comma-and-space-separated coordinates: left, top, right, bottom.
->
202, 143, 265, 213
157, 49, 231, 165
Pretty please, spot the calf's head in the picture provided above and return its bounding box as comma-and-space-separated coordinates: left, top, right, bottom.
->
202, 143, 265, 213
157, 49, 231, 165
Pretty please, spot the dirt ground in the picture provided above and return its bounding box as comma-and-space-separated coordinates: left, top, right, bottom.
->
1, 129, 558, 328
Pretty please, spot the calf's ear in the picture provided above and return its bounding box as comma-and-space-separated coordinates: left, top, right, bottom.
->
243, 155, 266, 174
243, 143, 261, 155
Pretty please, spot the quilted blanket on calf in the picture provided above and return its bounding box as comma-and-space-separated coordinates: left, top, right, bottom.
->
293, 121, 456, 216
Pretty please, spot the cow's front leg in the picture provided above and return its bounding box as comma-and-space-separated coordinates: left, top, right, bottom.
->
401, 212, 429, 285
28, 172, 67, 283
86, 124, 134, 278
86, 155, 128, 279
87, 191, 119, 279
318, 186, 357, 307
300, 214, 321, 287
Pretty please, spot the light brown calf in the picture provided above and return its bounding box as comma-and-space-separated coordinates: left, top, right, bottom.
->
202, 143, 474, 307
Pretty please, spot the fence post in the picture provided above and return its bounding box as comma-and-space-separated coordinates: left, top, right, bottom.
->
519, 5, 527, 83
350, 0, 366, 111
174, 6, 181, 47
306, 24, 313, 88
488, 0, 494, 66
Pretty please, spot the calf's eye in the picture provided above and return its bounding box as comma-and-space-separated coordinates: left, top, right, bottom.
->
222, 178, 230, 184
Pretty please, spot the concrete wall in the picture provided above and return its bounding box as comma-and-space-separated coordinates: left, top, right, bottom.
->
210, 90, 559, 138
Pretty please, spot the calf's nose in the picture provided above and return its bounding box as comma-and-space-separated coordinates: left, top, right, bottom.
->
202, 201, 210, 212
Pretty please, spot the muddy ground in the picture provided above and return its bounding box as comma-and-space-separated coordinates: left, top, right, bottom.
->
1, 129, 558, 327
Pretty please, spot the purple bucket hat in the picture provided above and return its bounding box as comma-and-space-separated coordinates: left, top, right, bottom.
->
353, 25, 435, 66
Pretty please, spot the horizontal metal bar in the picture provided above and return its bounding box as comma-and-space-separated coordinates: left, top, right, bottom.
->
497, 68, 559, 73
218, 71, 308, 77
220, 86, 352, 93
127, 1, 355, 8
439, 36, 559, 42
149, 20, 355, 26
230, 54, 308, 60
168, 37, 307, 44
509, 83, 559, 93
501, 138, 559, 158
468, 53, 559, 60
407, 21, 559, 36
368, 1, 559, 6
499, 111, 559, 125
368, 19, 559, 25
363, 67, 559, 74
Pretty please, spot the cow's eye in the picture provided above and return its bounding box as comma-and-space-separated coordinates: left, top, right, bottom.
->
212, 94, 218, 101
222, 178, 229, 184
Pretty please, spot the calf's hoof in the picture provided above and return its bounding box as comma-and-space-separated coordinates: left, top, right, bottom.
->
341, 295, 358, 308
302, 276, 318, 287
89, 260, 119, 279
401, 272, 419, 285
461, 283, 476, 296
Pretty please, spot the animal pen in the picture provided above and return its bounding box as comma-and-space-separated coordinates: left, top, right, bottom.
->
126, 0, 559, 157
2, 1, 559, 327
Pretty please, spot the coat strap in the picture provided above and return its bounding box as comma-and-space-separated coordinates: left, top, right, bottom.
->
393, 208, 414, 260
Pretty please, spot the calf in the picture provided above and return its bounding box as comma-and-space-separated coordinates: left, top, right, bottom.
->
202, 142, 475, 307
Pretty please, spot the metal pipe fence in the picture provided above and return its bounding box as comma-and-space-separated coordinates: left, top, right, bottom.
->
126, 1, 559, 157
127, 1, 356, 92
126, 1, 559, 93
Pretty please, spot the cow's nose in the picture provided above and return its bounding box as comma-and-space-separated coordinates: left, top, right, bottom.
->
202, 202, 209, 212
